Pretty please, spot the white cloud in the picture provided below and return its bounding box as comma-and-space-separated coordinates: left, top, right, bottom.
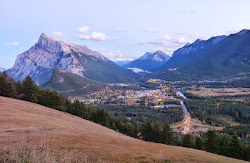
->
139, 35, 190, 55
127, 68, 150, 73
53, 32, 64, 37
78, 25, 112, 41
78, 26, 89, 34
177, 37, 187, 43
91, 32, 111, 41
80, 32, 111, 41
139, 27, 158, 33
5, 42, 19, 46
105, 50, 135, 62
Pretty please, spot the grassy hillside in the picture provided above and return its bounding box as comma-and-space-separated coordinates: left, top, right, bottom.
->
0, 96, 246, 162
41, 69, 106, 96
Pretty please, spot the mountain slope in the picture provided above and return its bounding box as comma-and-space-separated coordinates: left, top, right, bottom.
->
124, 50, 170, 72
158, 30, 250, 76
41, 69, 105, 96
0, 96, 245, 162
7, 33, 137, 85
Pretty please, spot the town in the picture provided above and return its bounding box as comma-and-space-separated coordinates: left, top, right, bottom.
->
70, 82, 176, 107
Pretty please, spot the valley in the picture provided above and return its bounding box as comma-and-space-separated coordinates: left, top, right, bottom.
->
2, 1, 250, 162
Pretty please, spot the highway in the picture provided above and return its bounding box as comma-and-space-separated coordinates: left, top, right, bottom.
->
173, 91, 223, 134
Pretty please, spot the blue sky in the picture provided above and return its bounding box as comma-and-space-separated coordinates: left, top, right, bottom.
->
1, 0, 250, 68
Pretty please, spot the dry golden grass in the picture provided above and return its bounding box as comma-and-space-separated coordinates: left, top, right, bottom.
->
0, 96, 247, 162
187, 88, 250, 97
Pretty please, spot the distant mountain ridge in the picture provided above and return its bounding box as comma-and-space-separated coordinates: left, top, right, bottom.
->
7, 33, 137, 85
123, 50, 170, 72
157, 29, 250, 76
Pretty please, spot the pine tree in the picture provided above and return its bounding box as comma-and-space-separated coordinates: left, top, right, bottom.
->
15, 80, 23, 97
161, 122, 174, 145
31, 94, 38, 103
22, 76, 36, 101
152, 121, 161, 143
204, 129, 218, 153
218, 133, 230, 156
183, 134, 194, 148
195, 136, 203, 150
0, 74, 15, 97
131, 119, 138, 138
141, 120, 153, 141
228, 133, 243, 159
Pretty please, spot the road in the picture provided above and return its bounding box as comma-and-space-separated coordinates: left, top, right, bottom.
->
176, 91, 191, 134
181, 100, 191, 134
172, 91, 223, 134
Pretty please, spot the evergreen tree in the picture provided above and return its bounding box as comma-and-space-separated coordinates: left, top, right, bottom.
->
22, 76, 36, 101
183, 134, 194, 148
161, 122, 174, 145
31, 94, 38, 103
228, 133, 243, 159
141, 120, 153, 141
195, 136, 203, 150
245, 144, 250, 161
218, 133, 230, 156
131, 119, 138, 138
15, 80, 23, 97
204, 129, 218, 153
152, 121, 161, 143
0, 74, 15, 97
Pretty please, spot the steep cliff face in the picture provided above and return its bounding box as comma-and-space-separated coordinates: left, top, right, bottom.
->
8, 33, 136, 85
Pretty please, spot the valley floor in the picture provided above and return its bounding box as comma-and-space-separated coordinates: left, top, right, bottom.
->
0, 96, 246, 162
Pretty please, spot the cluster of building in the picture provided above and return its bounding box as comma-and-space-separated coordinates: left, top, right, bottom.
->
70, 84, 176, 106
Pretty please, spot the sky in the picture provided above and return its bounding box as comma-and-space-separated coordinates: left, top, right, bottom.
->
1, 0, 250, 69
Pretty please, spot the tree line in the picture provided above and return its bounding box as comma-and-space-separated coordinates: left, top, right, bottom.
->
0, 72, 249, 161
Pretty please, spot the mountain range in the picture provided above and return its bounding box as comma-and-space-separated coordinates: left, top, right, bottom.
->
158, 29, 250, 76
6, 29, 250, 92
7, 33, 137, 85
123, 50, 170, 72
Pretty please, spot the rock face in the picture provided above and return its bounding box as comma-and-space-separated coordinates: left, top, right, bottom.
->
8, 33, 136, 85
123, 50, 170, 72
158, 29, 250, 75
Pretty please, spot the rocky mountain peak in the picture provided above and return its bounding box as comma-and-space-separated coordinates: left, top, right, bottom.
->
7, 33, 133, 85
36, 33, 62, 54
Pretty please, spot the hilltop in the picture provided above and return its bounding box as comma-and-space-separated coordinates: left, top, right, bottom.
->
0, 96, 245, 162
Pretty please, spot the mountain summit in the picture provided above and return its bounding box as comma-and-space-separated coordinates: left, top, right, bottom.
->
123, 50, 170, 72
158, 29, 250, 76
7, 33, 136, 85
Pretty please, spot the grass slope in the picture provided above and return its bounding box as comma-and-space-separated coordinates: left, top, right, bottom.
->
0, 96, 246, 162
